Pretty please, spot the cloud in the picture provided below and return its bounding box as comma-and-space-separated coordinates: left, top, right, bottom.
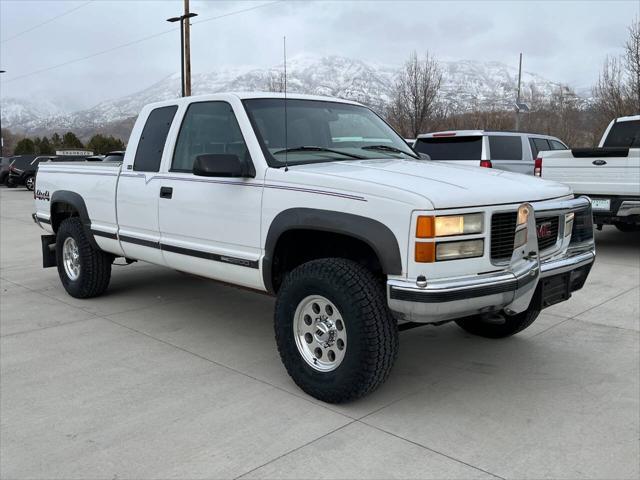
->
1, 0, 637, 109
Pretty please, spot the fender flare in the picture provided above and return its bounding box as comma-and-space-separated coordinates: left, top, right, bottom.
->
50, 190, 98, 247
263, 208, 403, 294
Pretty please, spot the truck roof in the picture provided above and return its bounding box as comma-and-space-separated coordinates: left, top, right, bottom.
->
417, 130, 562, 139
141, 92, 364, 111
614, 114, 640, 123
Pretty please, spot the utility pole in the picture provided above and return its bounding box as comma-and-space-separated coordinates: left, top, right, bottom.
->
166, 2, 197, 98
515, 52, 522, 131
0, 70, 5, 157
184, 0, 193, 97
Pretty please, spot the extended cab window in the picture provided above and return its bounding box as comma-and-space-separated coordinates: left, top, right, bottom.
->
603, 120, 640, 147
489, 136, 522, 160
414, 136, 482, 160
133, 105, 178, 172
172, 101, 249, 172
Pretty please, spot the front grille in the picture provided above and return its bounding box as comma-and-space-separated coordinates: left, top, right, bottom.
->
491, 212, 517, 262
535, 216, 559, 250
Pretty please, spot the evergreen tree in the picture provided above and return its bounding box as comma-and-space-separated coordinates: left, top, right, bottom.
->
39, 137, 54, 154
87, 134, 125, 154
14, 138, 36, 155
62, 132, 84, 149
50, 133, 62, 148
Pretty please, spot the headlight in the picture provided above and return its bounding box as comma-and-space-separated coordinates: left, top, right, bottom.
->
417, 213, 483, 238
436, 239, 484, 261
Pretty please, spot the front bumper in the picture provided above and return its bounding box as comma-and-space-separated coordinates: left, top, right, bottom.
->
388, 197, 596, 324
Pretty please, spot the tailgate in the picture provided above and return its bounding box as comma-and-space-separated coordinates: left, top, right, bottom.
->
541, 149, 640, 197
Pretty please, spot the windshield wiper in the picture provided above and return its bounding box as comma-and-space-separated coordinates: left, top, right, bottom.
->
361, 145, 418, 158
274, 146, 365, 159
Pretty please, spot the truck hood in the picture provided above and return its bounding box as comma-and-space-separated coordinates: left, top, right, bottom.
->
290, 159, 572, 209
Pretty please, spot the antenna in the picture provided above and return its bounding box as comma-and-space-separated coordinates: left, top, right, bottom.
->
283, 35, 289, 172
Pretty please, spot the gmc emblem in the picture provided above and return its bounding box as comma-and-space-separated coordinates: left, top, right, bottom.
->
536, 221, 553, 239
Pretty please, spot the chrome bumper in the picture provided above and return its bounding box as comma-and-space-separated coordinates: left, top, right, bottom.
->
617, 200, 640, 217
388, 197, 596, 324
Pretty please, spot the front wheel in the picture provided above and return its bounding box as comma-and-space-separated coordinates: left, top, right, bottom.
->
455, 305, 540, 338
56, 217, 113, 298
274, 258, 398, 403
24, 175, 35, 191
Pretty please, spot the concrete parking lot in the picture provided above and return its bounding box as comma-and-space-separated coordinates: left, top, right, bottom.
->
1, 186, 638, 479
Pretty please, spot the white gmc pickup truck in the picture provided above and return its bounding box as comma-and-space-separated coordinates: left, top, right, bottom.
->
541, 115, 640, 232
33, 93, 595, 403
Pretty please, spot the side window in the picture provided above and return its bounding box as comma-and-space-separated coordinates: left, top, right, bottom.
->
133, 105, 178, 172
488, 135, 522, 160
172, 101, 250, 172
550, 139, 567, 150
533, 138, 551, 157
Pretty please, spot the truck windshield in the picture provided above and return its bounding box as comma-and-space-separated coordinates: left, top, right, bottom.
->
603, 120, 640, 148
414, 136, 483, 160
242, 98, 417, 167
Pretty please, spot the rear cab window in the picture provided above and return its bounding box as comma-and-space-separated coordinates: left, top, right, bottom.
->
414, 136, 482, 160
133, 105, 178, 172
603, 120, 640, 147
488, 135, 522, 160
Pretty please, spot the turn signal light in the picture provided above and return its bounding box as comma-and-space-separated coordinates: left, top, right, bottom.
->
416, 216, 435, 238
415, 242, 435, 263
480, 160, 492, 168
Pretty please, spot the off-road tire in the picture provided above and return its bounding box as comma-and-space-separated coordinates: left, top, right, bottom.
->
24, 175, 35, 191
614, 222, 640, 233
274, 258, 398, 403
455, 305, 540, 339
56, 217, 112, 298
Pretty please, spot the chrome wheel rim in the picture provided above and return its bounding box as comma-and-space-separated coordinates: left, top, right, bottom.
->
293, 295, 347, 372
62, 237, 81, 281
26, 177, 34, 190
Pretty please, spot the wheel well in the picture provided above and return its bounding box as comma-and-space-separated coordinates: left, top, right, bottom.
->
270, 229, 384, 293
50, 202, 80, 232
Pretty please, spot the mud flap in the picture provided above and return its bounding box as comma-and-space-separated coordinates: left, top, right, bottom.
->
41, 234, 57, 268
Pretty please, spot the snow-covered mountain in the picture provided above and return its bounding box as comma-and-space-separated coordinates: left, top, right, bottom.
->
1, 55, 576, 135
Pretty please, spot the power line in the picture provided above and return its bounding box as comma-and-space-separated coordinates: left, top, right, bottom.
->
2, 0, 284, 84
1, 1, 94, 44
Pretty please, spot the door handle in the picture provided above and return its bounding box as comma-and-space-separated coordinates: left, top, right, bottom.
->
160, 186, 173, 199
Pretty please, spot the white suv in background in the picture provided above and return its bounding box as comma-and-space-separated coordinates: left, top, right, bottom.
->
414, 130, 568, 176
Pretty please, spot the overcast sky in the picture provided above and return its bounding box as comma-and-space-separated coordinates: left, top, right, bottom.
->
1, 0, 638, 111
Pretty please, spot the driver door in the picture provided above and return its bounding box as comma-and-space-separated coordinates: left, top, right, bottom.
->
158, 101, 264, 290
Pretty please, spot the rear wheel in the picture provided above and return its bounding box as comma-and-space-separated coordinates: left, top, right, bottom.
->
455, 305, 540, 339
56, 218, 113, 298
274, 258, 398, 403
24, 175, 35, 191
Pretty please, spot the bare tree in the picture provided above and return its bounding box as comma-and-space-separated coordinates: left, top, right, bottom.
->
624, 16, 640, 112
266, 71, 285, 93
593, 55, 632, 121
388, 51, 442, 137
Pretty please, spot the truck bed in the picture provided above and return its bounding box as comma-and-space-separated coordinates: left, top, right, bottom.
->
541, 148, 640, 197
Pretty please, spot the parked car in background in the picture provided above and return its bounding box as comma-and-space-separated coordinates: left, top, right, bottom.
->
9, 155, 100, 191
541, 115, 640, 232
5, 155, 41, 188
102, 151, 125, 162
414, 130, 568, 176
33, 93, 595, 403
0, 157, 13, 185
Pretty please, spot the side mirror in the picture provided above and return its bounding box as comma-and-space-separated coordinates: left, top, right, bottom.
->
193, 154, 252, 178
